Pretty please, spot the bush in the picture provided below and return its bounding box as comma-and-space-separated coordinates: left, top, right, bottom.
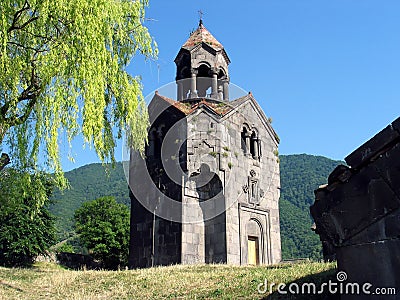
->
0, 170, 56, 267
74, 196, 130, 269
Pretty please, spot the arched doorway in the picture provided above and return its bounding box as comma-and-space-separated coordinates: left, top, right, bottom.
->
246, 218, 263, 265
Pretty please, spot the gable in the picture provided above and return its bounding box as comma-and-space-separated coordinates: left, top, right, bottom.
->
221, 95, 279, 145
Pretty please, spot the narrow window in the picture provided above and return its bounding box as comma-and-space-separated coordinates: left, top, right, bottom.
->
241, 127, 248, 154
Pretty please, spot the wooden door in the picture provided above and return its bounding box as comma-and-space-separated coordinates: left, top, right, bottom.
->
248, 237, 259, 265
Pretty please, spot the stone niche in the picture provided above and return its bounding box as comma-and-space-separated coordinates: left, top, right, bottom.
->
311, 117, 400, 300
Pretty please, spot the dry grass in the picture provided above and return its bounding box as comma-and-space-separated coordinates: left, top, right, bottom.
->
0, 261, 336, 299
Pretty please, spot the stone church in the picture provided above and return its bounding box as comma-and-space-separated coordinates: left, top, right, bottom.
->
128, 21, 281, 268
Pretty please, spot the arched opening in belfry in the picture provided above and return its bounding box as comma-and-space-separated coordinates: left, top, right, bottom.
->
197, 64, 212, 98
198, 64, 211, 77
178, 66, 191, 101
218, 69, 225, 79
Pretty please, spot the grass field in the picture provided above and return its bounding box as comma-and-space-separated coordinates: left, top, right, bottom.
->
0, 261, 336, 299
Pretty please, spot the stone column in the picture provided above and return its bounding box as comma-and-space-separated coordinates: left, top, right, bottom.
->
245, 133, 251, 156
211, 68, 218, 99
223, 80, 229, 101
252, 136, 259, 159
189, 69, 198, 98
218, 85, 223, 100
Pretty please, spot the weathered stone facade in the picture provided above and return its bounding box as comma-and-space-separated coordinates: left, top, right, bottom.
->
311, 117, 400, 299
129, 21, 281, 268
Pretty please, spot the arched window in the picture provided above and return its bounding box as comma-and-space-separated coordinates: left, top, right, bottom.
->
241, 125, 261, 160
241, 127, 249, 154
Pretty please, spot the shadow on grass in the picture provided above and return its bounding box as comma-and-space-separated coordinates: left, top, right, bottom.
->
263, 268, 340, 300
56, 252, 101, 270
0, 280, 25, 293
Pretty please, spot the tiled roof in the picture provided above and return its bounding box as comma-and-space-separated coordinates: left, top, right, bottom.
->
155, 93, 193, 114
182, 22, 223, 51
154, 92, 239, 117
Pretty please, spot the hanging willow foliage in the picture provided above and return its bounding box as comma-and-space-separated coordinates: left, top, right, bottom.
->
0, 0, 157, 184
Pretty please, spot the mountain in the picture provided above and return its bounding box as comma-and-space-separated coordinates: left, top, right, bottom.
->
49, 154, 342, 259
279, 154, 343, 259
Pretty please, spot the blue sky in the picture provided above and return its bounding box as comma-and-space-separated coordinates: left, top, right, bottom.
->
62, 0, 400, 170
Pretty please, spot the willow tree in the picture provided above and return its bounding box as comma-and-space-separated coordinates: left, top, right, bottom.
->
0, 0, 157, 179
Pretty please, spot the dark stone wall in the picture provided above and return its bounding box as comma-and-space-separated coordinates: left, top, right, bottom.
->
128, 102, 186, 269
129, 193, 182, 268
311, 117, 400, 299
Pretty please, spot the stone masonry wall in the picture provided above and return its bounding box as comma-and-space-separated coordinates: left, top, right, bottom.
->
182, 98, 281, 265
311, 117, 400, 300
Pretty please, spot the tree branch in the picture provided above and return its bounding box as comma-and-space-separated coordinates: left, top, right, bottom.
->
7, 0, 31, 33
9, 97, 37, 126
7, 3, 40, 34
16, 7, 39, 29
9, 15, 39, 33
6, 41, 48, 53
1, 63, 41, 127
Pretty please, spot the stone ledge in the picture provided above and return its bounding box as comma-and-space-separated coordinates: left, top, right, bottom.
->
345, 117, 400, 169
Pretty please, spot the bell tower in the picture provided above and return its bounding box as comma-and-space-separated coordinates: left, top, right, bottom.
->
174, 20, 231, 101
129, 20, 281, 269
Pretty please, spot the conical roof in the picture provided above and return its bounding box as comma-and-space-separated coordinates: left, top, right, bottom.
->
182, 21, 223, 51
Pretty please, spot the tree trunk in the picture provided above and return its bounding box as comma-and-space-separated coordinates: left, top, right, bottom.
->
0, 124, 10, 172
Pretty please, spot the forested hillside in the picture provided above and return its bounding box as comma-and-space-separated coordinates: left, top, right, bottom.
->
279, 154, 342, 259
50, 154, 342, 259
50, 163, 129, 239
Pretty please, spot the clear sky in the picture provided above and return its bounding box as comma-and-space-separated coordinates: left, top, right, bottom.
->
62, 0, 400, 171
